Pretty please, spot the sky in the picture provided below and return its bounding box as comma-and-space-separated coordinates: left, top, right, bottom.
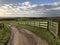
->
0, 0, 60, 4
0, 0, 60, 17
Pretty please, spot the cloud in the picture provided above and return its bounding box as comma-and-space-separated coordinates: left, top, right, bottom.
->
22, 1, 31, 6
0, 1, 60, 17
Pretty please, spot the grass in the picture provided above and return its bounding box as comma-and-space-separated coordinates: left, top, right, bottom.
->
11, 21, 56, 45
0, 18, 59, 45
2, 20, 57, 45
0, 23, 11, 45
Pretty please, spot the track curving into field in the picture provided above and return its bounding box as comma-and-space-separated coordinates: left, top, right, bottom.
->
7, 25, 49, 45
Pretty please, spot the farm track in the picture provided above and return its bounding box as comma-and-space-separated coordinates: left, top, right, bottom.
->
7, 25, 49, 45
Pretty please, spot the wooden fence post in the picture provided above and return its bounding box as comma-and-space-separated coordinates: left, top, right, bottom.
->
39, 21, 40, 28
47, 20, 49, 31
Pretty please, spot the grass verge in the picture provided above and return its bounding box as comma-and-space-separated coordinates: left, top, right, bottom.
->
0, 23, 11, 45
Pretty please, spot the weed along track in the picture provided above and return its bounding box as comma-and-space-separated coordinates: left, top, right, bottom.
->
7, 25, 49, 45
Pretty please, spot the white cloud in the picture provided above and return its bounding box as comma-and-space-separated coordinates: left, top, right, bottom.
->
52, 2, 60, 6
22, 1, 31, 6
0, 1, 60, 17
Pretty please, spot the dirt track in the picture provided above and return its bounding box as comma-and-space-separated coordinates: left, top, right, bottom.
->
7, 25, 49, 45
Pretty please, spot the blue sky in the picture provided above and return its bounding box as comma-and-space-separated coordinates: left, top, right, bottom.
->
28, 0, 60, 4
0, 0, 60, 4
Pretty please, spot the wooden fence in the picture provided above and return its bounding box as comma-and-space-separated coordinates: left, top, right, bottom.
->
49, 21, 58, 37
23, 21, 48, 29
39, 22, 48, 28
19, 20, 58, 37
